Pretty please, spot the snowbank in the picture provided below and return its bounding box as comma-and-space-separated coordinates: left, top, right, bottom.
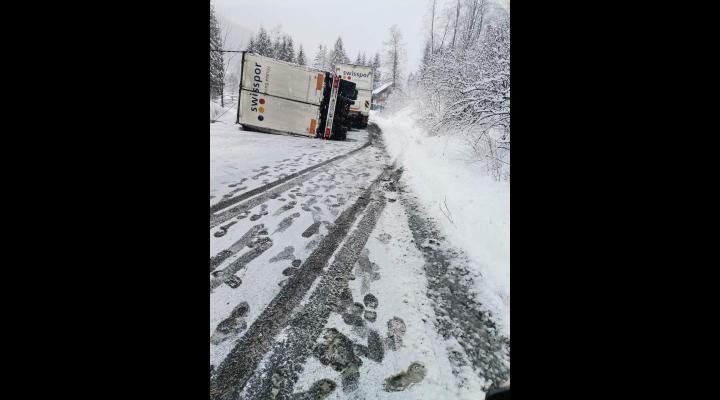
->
372, 107, 510, 336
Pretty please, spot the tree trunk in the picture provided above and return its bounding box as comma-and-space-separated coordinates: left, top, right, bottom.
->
430, 0, 436, 55
452, 0, 460, 48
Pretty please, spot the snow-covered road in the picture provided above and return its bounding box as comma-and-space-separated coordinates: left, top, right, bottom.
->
209, 106, 509, 399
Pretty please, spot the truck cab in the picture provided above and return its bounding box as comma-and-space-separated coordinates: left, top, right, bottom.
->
335, 63, 374, 129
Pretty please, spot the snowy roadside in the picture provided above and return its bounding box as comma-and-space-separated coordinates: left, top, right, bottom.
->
210, 100, 226, 122
372, 107, 510, 337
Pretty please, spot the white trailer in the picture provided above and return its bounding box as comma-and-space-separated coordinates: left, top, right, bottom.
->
238, 92, 321, 136
237, 53, 328, 137
335, 63, 374, 127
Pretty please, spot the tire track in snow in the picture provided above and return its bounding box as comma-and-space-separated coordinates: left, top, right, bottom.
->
369, 121, 510, 389
402, 191, 510, 388
237, 178, 394, 399
209, 165, 401, 400
209, 139, 372, 218
209, 145, 372, 230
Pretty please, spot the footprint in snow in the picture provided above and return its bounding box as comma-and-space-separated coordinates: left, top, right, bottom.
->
377, 233, 392, 244
273, 201, 297, 216
363, 294, 379, 309
385, 317, 407, 351
273, 213, 301, 234
210, 302, 249, 345
269, 246, 294, 263
301, 221, 321, 238
289, 379, 337, 399
383, 362, 427, 392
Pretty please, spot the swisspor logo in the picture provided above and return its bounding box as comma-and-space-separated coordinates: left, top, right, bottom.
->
337, 68, 371, 80
249, 61, 266, 121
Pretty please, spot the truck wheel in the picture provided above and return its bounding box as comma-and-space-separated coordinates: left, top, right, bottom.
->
334, 130, 347, 141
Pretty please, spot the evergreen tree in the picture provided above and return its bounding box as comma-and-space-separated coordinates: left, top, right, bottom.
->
246, 35, 256, 53
355, 52, 362, 65
254, 27, 273, 57
329, 37, 349, 69
272, 36, 282, 59
372, 52, 382, 87
285, 36, 295, 62
360, 52, 367, 66
209, 2, 224, 99
277, 36, 288, 61
312, 44, 328, 70
297, 45, 307, 66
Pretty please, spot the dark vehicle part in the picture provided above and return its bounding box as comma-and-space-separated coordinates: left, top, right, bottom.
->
486, 387, 510, 400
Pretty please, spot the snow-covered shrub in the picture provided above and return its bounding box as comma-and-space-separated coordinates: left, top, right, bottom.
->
402, 2, 510, 181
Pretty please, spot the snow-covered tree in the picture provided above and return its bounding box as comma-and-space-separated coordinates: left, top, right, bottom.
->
296, 45, 306, 66
372, 52, 382, 88
246, 35, 256, 53
360, 52, 367, 66
209, 2, 224, 99
354, 52, 362, 65
284, 36, 296, 62
312, 44, 328, 70
420, 39, 432, 72
329, 37, 349, 69
460, 0, 489, 49
254, 27, 273, 57
414, 1, 510, 180
276, 36, 293, 61
272, 36, 282, 59
382, 25, 405, 88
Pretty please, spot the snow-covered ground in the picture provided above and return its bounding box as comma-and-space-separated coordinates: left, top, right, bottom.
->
209, 106, 383, 369
209, 106, 509, 399
210, 101, 223, 121
372, 107, 510, 337
291, 195, 487, 399
210, 106, 367, 206
209, 144, 386, 366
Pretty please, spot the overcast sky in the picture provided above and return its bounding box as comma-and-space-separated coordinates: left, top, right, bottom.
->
214, 0, 435, 73
214, 0, 509, 73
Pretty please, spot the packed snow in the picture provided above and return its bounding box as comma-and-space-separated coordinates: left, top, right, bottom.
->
210, 106, 367, 206
209, 105, 509, 398
292, 196, 487, 399
210, 0, 510, 396
209, 106, 383, 368
372, 108, 510, 337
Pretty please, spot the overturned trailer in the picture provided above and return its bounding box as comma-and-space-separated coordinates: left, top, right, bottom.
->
236, 53, 356, 141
